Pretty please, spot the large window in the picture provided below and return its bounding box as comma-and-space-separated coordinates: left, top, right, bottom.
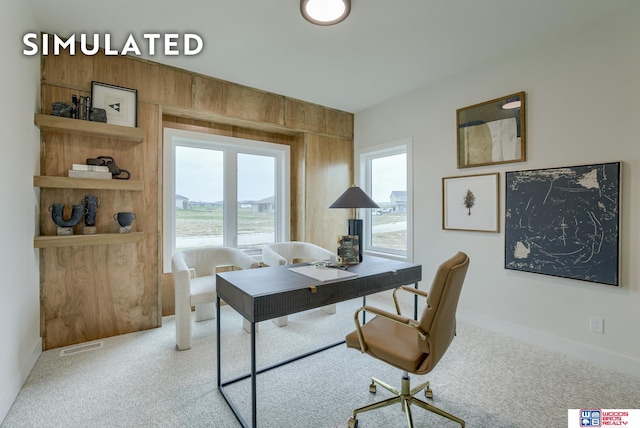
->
163, 128, 290, 272
357, 138, 412, 260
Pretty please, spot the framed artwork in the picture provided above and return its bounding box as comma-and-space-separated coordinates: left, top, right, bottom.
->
91, 81, 138, 127
457, 91, 526, 168
504, 162, 621, 286
442, 172, 499, 232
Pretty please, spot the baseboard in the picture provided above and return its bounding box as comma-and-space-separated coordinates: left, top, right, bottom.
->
0, 337, 42, 424
457, 309, 640, 379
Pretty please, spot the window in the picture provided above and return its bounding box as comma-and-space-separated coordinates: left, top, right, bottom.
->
357, 138, 412, 260
163, 128, 290, 272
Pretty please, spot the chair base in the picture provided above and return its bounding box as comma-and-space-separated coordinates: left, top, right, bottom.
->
348, 373, 464, 428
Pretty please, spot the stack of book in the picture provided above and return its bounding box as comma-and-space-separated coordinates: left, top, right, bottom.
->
71, 94, 91, 120
68, 164, 112, 179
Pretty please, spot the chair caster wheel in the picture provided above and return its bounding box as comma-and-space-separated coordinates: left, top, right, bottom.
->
425, 387, 433, 399
348, 417, 359, 428
369, 382, 376, 394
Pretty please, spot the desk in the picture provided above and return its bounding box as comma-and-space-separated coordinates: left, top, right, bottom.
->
216, 255, 422, 428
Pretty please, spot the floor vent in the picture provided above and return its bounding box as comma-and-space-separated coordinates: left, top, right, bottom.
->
59, 341, 104, 357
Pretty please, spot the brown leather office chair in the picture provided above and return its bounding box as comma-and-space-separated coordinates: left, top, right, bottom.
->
345, 252, 469, 428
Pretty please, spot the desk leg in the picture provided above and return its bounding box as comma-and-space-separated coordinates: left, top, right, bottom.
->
251, 321, 257, 428
216, 296, 221, 388
414, 282, 419, 320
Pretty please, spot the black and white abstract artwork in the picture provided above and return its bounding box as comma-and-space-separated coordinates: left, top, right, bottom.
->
505, 162, 620, 286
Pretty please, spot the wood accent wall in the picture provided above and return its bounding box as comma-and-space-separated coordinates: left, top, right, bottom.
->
39, 48, 353, 349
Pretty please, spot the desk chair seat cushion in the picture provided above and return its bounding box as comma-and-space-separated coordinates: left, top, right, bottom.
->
346, 317, 426, 373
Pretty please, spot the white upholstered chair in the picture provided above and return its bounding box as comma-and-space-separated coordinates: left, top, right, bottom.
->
261, 241, 338, 327
172, 246, 260, 350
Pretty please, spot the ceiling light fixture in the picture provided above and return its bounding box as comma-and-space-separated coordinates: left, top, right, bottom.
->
301, 0, 351, 26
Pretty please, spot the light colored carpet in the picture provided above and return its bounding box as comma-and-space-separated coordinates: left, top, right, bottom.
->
2, 297, 639, 427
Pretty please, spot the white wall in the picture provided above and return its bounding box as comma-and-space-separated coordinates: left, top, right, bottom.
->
355, 5, 640, 376
0, 2, 41, 423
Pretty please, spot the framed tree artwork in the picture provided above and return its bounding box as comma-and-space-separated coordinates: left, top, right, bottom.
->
442, 172, 499, 232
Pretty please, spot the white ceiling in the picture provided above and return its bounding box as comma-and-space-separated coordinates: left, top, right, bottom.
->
26, 0, 638, 113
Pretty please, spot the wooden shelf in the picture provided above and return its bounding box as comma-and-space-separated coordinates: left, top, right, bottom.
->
34, 114, 145, 143
34, 176, 144, 191
34, 232, 144, 248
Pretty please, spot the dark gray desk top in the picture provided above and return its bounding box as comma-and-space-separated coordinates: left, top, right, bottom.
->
216, 255, 421, 322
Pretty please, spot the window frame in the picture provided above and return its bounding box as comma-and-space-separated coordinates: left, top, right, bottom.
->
162, 127, 290, 272
356, 137, 413, 261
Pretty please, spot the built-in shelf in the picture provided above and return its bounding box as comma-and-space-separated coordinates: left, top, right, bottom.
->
34, 232, 144, 248
34, 114, 145, 143
34, 176, 144, 191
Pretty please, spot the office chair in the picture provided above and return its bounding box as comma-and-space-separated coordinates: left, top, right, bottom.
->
345, 251, 469, 428
172, 246, 260, 350
262, 241, 337, 327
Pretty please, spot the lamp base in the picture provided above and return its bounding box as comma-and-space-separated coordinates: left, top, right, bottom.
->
347, 218, 363, 262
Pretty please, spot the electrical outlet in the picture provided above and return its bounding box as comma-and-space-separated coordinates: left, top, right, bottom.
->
590, 316, 604, 334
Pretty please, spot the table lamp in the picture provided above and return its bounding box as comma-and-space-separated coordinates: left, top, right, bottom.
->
329, 185, 379, 262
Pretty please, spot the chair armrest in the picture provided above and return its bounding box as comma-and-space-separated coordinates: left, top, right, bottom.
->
392, 285, 429, 315
352, 305, 426, 353
262, 245, 288, 266
364, 305, 411, 324
233, 252, 260, 270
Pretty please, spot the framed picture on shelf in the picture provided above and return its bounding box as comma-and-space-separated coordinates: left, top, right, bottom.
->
457, 91, 525, 168
505, 162, 621, 286
442, 172, 499, 232
91, 81, 138, 127
337, 235, 359, 265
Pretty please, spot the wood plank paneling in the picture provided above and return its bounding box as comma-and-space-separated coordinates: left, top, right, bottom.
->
193, 75, 284, 126
291, 134, 306, 242
304, 134, 352, 251
92, 53, 160, 105
285, 98, 354, 139
40, 48, 353, 347
42, 47, 94, 90
39, 102, 159, 349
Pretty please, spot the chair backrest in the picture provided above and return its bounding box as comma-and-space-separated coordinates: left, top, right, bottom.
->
172, 246, 259, 277
416, 251, 469, 372
262, 242, 336, 266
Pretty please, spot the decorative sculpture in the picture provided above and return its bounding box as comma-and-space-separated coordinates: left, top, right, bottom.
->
114, 212, 136, 233
49, 203, 84, 235
89, 108, 107, 123
86, 156, 131, 180
81, 195, 100, 234
51, 102, 72, 118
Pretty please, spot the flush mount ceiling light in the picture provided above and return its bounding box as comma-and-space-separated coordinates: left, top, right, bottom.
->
301, 0, 351, 26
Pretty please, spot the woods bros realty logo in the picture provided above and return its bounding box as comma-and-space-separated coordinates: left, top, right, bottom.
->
568, 409, 640, 427
23, 33, 203, 56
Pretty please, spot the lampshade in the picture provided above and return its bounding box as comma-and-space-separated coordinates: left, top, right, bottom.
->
301, 0, 351, 26
329, 185, 379, 209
